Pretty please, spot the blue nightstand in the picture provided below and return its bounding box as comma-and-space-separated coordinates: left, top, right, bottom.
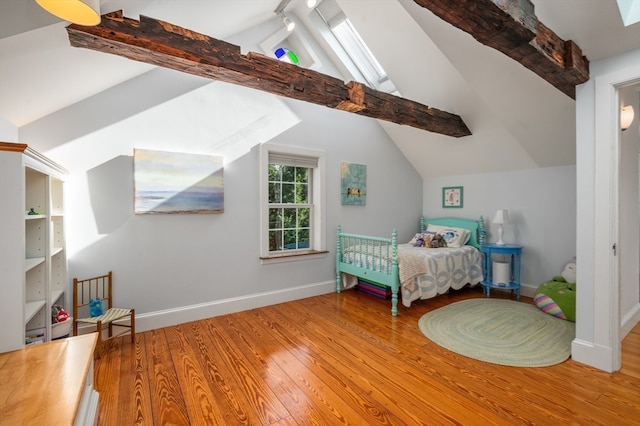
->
480, 244, 523, 300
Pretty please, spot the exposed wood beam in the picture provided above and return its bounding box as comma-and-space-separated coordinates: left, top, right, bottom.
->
66, 11, 471, 138
413, 0, 589, 99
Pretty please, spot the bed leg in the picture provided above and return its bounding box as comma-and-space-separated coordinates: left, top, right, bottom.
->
391, 293, 398, 316
336, 226, 342, 293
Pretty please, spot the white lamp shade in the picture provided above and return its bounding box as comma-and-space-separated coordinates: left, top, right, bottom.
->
621, 105, 635, 130
492, 209, 510, 224
281, 14, 295, 31
36, 0, 101, 26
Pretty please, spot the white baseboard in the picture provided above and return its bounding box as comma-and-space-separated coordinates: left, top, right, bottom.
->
621, 302, 640, 339
487, 283, 537, 299
571, 338, 617, 373
133, 281, 538, 332
135, 280, 335, 332
520, 283, 537, 299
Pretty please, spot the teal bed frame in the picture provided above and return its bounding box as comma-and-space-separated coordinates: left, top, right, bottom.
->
336, 216, 486, 316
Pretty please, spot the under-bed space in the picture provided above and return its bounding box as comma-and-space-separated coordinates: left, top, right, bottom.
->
336, 217, 486, 316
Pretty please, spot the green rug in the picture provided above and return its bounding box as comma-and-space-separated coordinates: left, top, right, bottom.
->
418, 298, 575, 367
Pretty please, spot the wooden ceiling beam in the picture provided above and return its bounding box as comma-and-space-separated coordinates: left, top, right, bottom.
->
66, 11, 471, 138
413, 0, 590, 99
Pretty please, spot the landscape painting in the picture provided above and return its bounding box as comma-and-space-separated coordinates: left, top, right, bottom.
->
134, 148, 224, 214
341, 162, 366, 205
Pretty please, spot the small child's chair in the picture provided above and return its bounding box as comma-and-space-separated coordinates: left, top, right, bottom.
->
72, 271, 135, 357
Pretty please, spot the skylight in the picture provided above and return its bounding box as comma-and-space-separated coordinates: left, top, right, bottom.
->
330, 18, 387, 86
617, 0, 640, 26
315, 0, 398, 94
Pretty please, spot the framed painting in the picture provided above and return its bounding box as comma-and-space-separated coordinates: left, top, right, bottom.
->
341, 162, 366, 205
442, 186, 463, 208
134, 148, 224, 214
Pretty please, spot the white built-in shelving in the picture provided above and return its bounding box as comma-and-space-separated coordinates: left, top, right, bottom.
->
0, 142, 68, 353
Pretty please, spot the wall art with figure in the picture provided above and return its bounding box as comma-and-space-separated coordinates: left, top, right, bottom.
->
341, 162, 366, 206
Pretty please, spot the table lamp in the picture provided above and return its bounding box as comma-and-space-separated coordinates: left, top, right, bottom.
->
492, 209, 510, 245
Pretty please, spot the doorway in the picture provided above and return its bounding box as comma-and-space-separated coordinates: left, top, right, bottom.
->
573, 55, 640, 373
618, 82, 640, 356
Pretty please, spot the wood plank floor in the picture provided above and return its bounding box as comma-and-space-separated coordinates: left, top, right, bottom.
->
95, 286, 640, 425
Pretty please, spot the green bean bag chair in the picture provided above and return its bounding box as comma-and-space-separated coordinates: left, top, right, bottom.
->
534, 276, 576, 322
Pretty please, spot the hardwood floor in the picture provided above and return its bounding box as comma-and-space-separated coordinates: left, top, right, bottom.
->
95, 286, 640, 425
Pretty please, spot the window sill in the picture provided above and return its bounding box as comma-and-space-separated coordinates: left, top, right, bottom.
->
260, 250, 329, 265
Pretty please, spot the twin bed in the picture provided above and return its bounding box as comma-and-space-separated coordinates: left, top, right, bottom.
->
336, 217, 486, 316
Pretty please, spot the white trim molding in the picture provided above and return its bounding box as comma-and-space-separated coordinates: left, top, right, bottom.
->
574, 49, 640, 373
571, 339, 616, 373
134, 280, 335, 332
621, 303, 640, 339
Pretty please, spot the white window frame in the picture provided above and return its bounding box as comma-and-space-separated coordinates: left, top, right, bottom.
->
259, 143, 326, 263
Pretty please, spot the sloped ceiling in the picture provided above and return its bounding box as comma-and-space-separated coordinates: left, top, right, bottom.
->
1, 0, 639, 178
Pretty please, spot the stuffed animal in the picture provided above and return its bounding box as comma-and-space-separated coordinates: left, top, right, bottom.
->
57, 307, 69, 322
89, 298, 104, 317
413, 234, 433, 247
430, 234, 447, 248
51, 304, 69, 323
561, 257, 576, 283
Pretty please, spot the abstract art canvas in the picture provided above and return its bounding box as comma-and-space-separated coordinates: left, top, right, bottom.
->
341, 162, 366, 205
134, 148, 224, 214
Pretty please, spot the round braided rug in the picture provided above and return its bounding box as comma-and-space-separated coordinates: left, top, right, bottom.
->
418, 298, 575, 367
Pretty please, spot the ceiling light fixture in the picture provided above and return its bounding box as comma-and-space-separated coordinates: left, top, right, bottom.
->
274, 0, 295, 31
35, 0, 101, 26
621, 105, 635, 131
279, 12, 295, 32
307, 0, 318, 7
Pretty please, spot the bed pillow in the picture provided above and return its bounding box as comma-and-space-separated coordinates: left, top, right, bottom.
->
425, 224, 471, 248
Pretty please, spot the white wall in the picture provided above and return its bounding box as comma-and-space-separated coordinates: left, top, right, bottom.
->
57, 96, 420, 330
20, 88, 422, 330
423, 166, 577, 293
18, 18, 423, 331
0, 115, 18, 142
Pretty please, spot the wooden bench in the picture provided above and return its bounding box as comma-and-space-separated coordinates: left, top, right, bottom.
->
0, 333, 99, 425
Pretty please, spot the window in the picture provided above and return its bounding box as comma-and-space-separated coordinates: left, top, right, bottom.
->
260, 143, 326, 261
315, 0, 398, 95
268, 164, 310, 251
330, 18, 388, 87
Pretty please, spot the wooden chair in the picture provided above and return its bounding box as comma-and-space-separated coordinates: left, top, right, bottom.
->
72, 271, 135, 357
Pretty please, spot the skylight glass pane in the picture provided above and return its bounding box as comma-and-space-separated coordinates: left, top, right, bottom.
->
315, 0, 397, 94
331, 19, 388, 85
617, 0, 640, 26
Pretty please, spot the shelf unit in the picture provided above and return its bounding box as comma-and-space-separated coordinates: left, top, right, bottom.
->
0, 142, 68, 353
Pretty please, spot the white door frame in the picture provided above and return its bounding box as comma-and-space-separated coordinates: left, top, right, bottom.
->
573, 53, 640, 372
594, 71, 639, 372
592, 71, 620, 372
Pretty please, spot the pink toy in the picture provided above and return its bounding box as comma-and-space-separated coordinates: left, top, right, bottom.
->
57, 308, 69, 322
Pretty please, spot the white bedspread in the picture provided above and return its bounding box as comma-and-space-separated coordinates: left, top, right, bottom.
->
341, 243, 482, 307
398, 244, 482, 307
